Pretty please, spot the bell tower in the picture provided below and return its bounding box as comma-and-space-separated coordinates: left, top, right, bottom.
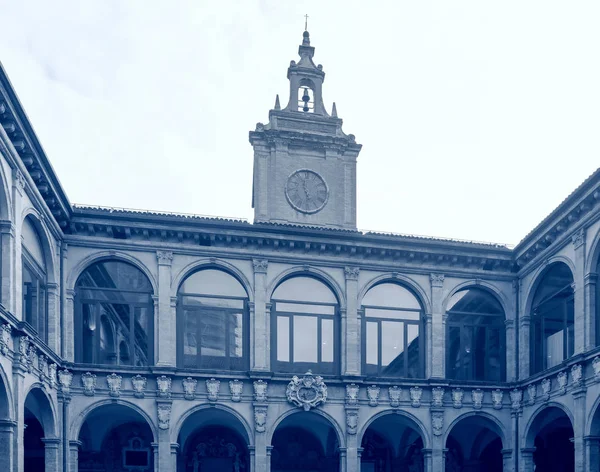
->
249, 30, 362, 229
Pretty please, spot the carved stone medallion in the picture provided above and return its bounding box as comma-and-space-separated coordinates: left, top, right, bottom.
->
183, 377, 198, 401
132, 375, 147, 398
253, 380, 268, 402
388, 386, 401, 408
229, 380, 243, 402
471, 389, 483, 409
81, 372, 96, 396
286, 371, 327, 411
107, 373, 122, 398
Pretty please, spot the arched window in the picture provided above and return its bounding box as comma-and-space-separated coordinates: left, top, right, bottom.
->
446, 288, 505, 381
272, 276, 338, 374
75, 260, 153, 366
531, 262, 575, 373
177, 269, 248, 371
361, 282, 424, 378
22, 216, 47, 341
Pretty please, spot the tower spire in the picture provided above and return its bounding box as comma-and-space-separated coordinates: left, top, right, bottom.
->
304, 14, 309, 32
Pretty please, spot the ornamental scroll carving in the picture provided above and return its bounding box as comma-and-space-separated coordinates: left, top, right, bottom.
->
346, 409, 358, 435
254, 406, 267, 433
107, 373, 122, 397
451, 388, 463, 409
252, 259, 268, 273
58, 369, 73, 395
48, 363, 57, 388
206, 378, 220, 402
367, 385, 380, 407
527, 384, 536, 406
492, 389, 503, 410
344, 267, 359, 280
346, 384, 359, 405
183, 377, 198, 401
571, 364, 583, 388
430, 274, 445, 287
253, 380, 268, 402
541, 378, 551, 402
510, 389, 522, 412
471, 389, 483, 409
410, 386, 422, 408
156, 251, 174, 265
157, 403, 171, 430
286, 371, 327, 411
431, 387, 444, 408
156, 376, 172, 398
593, 357, 600, 379
132, 375, 147, 398
557, 371, 568, 395
0, 324, 11, 355
81, 372, 96, 396
388, 386, 401, 408
431, 411, 444, 436
229, 380, 243, 402
572, 229, 585, 249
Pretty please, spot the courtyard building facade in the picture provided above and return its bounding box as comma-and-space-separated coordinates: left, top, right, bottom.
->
0, 30, 599, 472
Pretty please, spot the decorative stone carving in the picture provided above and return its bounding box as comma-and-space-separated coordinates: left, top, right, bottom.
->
492, 389, 503, 410
557, 371, 568, 394
571, 228, 585, 249
26, 344, 36, 373
410, 386, 422, 408
451, 388, 463, 409
346, 409, 358, 435
38, 354, 48, 381
157, 403, 171, 430
254, 406, 267, 433
58, 369, 73, 395
471, 389, 483, 409
388, 386, 401, 408
253, 380, 268, 402
156, 251, 174, 264
0, 324, 11, 355
367, 385, 380, 407
156, 376, 172, 398
527, 384, 536, 406
346, 384, 359, 405
286, 371, 327, 411
510, 389, 522, 411
431, 387, 444, 408
229, 380, 243, 402
252, 259, 268, 273
206, 378, 220, 402
430, 273, 445, 287
107, 373, 122, 398
571, 364, 583, 388
593, 356, 600, 379
15, 170, 26, 192
182, 377, 197, 401
48, 363, 57, 388
344, 267, 360, 280
541, 378, 551, 401
431, 411, 444, 436
81, 372, 96, 396
18, 335, 29, 361
132, 375, 147, 398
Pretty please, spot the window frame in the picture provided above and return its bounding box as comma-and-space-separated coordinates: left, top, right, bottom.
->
22, 248, 48, 342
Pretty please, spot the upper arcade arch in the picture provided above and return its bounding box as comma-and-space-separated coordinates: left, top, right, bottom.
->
357, 273, 431, 314
20, 209, 57, 284
523, 256, 576, 316
442, 280, 511, 317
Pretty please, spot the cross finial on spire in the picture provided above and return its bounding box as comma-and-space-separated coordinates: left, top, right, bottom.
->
304, 14, 309, 31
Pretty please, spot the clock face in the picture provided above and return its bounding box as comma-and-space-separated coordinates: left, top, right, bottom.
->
285, 169, 329, 214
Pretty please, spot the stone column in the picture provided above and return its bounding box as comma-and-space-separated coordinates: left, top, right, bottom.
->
505, 318, 516, 382
169, 443, 179, 472
431, 436, 444, 471
266, 445, 273, 472
248, 445, 255, 472
519, 315, 531, 380
501, 448, 513, 472
0, 420, 15, 471
357, 447, 363, 472
572, 229, 586, 354
0, 220, 14, 309
572, 386, 587, 472
156, 251, 175, 366
585, 436, 600, 472
424, 314, 432, 378
68, 440, 81, 472
151, 442, 159, 472
64, 288, 75, 362
520, 448, 536, 472
421, 448, 432, 472
46, 283, 60, 354
339, 447, 347, 472
12, 352, 26, 472
252, 259, 269, 371
430, 274, 445, 378
42, 438, 61, 472
344, 267, 360, 376
12, 171, 25, 316
585, 273, 598, 348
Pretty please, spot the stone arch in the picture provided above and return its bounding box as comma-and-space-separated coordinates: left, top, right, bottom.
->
587, 388, 600, 436
358, 409, 431, 449
523, 402, 574, 449
585, 227, 600, 273
443, 411, 507, 448
171, 403, 253, 446
0, 163, 11, 221
67, 250, 158, 294
267, 408, 346, 449
523, 257, 576, 316
0, 362, 13, 420
442, 280, 511, 317
23, 384, 58, 438
20, 209, 57, 283
70, 399, 158, 442
357, 273, 431, 314
171, 258, 253, 302
266, 266, 345, 309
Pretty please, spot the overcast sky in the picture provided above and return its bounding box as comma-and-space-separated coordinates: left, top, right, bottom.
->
0, 1, 598, 246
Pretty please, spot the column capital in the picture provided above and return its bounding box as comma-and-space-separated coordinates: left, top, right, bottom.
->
42, 437, 61, 448
266, 445, 274, 456
504, 319, 515, 328
69, 440, 82, 450
585, 272, 598, 285
500, 448, 513, 456
344, 266, 360, 280
170, 442, 180, 453
253, 259, 269, 274
156, 250, 174, 265
572, 228, 585, 249
430, 273, 445, 288
584, 436, 600, 443
521, 447, 536, 454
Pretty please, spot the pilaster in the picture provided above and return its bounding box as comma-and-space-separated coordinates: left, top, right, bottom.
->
572, 229, 586, 354
344, 267, 360, 376
156, 251, 175, 366
585, 436, 600, 472
64, 288, 75, 362
0, 221, 15, 311
42, 437, 61, 472
585, 273, 598, 348
46, 283, 60, 354
430, 274, 445, 378
68, 440, 81, 472
572, 386, 587, 472
520, 447, 536, 472
505, 319, 516, 382
252, 259, 269, 371
519, 315, 531, 380
0, 420, 15, 471
501, 448, 513, 472
169, 443, 179, 472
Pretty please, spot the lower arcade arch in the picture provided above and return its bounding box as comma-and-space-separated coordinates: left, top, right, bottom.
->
177, 407, 250, 472
525, 405, 574, 472
445, 414, 504, 472
360, 412, 427, 472
270, 411, 342, 472
76, 403, 156, 472
24, 386, 57, 472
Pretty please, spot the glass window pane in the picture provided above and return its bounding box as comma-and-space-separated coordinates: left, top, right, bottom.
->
546, 329, 564, 368
183, 310, 198, 367
99, 315, 116, 365
362, 283, 420, 310
406, 323, 420, 378
381, 321, 404, 368
487, 328, 502, 381
182, 296, 244, 309
200, 309, 226, 357
474, 326, 486, 380
293, 316, 318, 362
277, 317, 290, 362
276, 302, 335, 315
229, 312, 243, 358
180, 269, 246, 298
366, 321, 378, 366
448, 288, 503, 315
22, 217, 45, 269
82, 303, 94, 363
273, 277, 337, 304
321, 319, 334, 362
134, 306, 150, 366
448, 326, 461, 380
77, 260, 152, 292
365, 308, 420, 321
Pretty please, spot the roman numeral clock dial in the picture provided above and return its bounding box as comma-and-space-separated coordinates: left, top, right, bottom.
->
285, 169, 329, 214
